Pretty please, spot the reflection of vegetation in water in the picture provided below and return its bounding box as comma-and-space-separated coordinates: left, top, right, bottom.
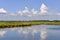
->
0, 20, 60, 28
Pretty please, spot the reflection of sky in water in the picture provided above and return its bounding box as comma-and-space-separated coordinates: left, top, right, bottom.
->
40, 29, 47, 40
0, 25, 60, 40
0, 31, 6, 37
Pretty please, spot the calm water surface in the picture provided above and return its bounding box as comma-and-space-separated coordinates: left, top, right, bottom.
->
0, 25, 60, 40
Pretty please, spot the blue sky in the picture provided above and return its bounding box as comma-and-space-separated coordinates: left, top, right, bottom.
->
0, 0, 60, 20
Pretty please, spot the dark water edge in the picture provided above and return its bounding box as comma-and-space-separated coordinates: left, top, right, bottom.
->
0, 24, 60, 28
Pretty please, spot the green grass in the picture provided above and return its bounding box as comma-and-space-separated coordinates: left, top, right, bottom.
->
0, 20, 60, 28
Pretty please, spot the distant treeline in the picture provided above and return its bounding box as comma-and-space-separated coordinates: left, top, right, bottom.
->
0, 20, 60, 28
0, 20, 60, 22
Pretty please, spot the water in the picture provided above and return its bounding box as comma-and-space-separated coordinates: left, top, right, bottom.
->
0, 25, 60, 40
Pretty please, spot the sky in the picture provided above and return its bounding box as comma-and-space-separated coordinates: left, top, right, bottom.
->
0, 0, 60, 20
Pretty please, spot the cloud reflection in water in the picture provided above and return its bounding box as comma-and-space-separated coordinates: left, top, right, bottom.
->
17, 26, 47, 40
0, 25, 48, 40
0, 30, 6, 37
40, 29, 47, 40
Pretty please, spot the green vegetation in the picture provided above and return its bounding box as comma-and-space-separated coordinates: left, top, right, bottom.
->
0, 20, 60, 28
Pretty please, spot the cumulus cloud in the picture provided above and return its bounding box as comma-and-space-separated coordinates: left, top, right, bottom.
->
18, 11, 23, 16
40, 3, 48, 15
17, 8, 38, 17
3, 3, 49, 18
16, 3, 48, 17
0, 8, 7, 14
17, 7, 30, 17
22, 7, 30, 14
31, 8, 38, 14
1, 3, 60, 20
8, 3, 48, 18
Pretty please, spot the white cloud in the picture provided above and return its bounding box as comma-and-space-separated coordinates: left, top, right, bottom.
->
40, 3, 48, 15
31, 8, 38, 14
56, 13, 60, 15
22, 7, 30, 14
18, 11, 23, 16
0, 8, 7, 14
11, 13, 17, 16
10, 4, 48, 17
17, 7, 30, 17
6, 3, 49, 18
27, 15, 32, 17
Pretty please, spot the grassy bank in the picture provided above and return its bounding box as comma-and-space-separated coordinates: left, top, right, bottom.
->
0, 20, 60, 28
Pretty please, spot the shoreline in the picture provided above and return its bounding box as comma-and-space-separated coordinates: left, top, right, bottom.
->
0, 21, 60, 28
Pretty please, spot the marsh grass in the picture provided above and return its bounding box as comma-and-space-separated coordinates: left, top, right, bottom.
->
0, 20, 60, 28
